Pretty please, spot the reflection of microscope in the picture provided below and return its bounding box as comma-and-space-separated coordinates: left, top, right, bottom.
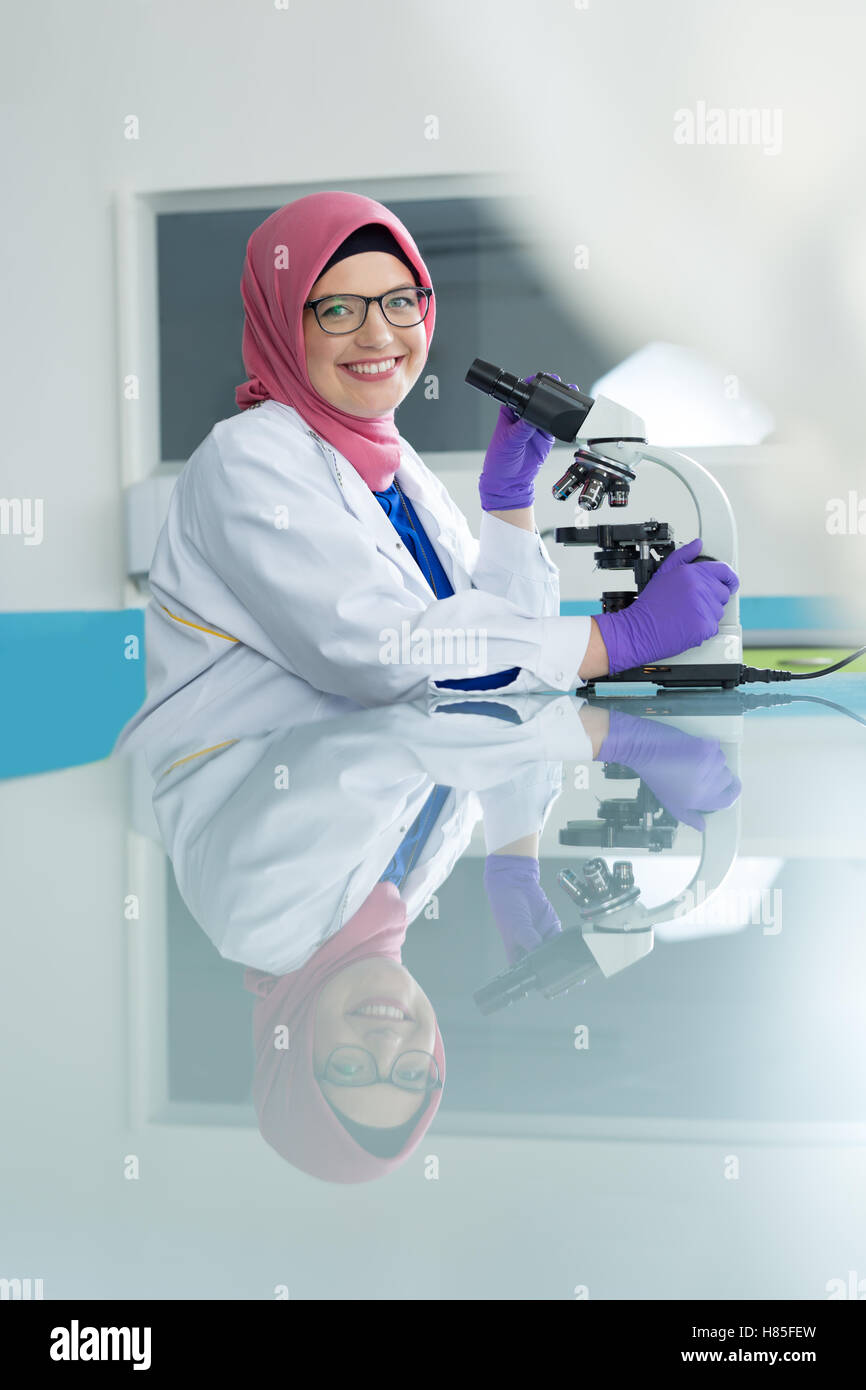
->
465, 360, 743, 690
473, 693, 744, 1014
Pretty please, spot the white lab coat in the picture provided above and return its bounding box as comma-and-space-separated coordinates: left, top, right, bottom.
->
145, 689, 592, 976
121, 399, 592, 739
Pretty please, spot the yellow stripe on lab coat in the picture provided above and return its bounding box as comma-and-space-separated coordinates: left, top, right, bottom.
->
159, 604, 238, 642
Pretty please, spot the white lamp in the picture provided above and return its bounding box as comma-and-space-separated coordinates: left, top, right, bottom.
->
591, 341, 774, 446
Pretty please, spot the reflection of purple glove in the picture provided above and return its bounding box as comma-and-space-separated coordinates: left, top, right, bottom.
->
479, 373, 576, 511
598, 709, 741, 831
483, 855, 562, 964
594, 538, 740, 674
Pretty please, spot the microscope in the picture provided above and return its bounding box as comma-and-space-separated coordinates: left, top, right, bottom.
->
473, 690, 747, 1015
466, 360, 744, 690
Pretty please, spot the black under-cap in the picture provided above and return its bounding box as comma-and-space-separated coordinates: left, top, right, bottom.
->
315, 222, 420, 284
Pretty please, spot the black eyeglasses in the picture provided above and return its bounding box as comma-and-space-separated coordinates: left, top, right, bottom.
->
315, 1046, 442, 1094
303, 285, 433, 334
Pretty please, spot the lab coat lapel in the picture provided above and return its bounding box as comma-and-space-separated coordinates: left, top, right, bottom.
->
309, 428, 469, 597
303, 427, 432, 595
391, 445, 475, 595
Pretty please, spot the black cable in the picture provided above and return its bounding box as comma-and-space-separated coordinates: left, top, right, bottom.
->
782, 694, 866, 728
741, 645, 866, 683
786, 645, 866, 678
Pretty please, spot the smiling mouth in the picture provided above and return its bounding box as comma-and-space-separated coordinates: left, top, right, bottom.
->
339, 356, 404, 377
349, 1003, 413, 1021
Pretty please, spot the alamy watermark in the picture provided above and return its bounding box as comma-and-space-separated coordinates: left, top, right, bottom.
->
672, 878, 782, 934
379, 621, 488, 670
674, 101, 783, 156
826, 490, 866, 535
0, 1276, 43, 1299
0, 497, 43, 545
49, 1321, 151, 1371
826, 1270, 866, 1299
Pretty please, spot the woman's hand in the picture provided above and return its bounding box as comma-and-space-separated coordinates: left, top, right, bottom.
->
594, 538, 740, 673
597, 709, 742, 831
479, 372, 574, 512
484, 854, 562, 965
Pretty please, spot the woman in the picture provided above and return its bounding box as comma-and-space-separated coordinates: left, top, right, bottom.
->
129, 190, 738, 719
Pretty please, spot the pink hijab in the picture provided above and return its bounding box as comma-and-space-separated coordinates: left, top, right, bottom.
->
243, 881, 446, 1184
235, 190, 436, 491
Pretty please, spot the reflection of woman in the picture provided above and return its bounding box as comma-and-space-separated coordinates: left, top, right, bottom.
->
246, 880, 447, 1184
142, 688, 588, 1182
238, 703, 740, 1182
125, 642, 741, 1181
131, 189, 736, 725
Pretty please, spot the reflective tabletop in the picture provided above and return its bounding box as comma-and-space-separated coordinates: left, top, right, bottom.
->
1, 659, 864, 1301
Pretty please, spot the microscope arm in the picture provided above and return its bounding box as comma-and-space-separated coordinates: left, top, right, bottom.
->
578, 790, 741, 978
642, 791, 741, 927
635, 443, 741, 633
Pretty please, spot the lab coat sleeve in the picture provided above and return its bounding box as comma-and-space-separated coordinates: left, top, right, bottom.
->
403, 456, 560, 617
477, 760, 564, 854
186, 431, 592, 707
470, 511, 561, 618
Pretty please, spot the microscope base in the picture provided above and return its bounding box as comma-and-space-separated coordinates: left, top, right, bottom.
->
579, 663, 744, 692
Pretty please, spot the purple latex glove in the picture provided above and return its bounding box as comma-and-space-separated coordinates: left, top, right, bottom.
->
483, 855, 562, 964
598, 709, 742, 831
594, 537, 740, 674
479, 373, 577, 511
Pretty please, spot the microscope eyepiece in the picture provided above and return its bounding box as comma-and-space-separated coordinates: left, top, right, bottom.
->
464, 359, 533, 415
465, 358, 594, 442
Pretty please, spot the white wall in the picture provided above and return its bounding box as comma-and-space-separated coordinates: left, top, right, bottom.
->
2, 0, 865, 617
